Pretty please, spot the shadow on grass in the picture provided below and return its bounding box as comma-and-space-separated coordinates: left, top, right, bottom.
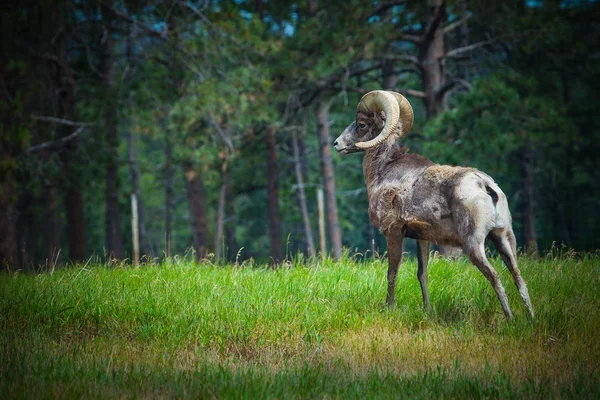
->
2, 349, 598, 399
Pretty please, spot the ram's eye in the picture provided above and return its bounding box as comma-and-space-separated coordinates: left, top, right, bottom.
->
358, 123, 367, 130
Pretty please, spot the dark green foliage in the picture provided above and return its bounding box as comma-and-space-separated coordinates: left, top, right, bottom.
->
1, 0, 599, 266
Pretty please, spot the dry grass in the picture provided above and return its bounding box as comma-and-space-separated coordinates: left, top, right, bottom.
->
1, 251, 599, 398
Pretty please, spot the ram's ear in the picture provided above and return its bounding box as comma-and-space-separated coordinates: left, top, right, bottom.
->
373, 111, 386, 130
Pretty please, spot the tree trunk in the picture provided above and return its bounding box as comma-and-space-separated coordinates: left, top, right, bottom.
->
368, 216, 376, 257
165, 136, 173, 258
307, 0, 317, 15
225, 181, 238, 261
130, 194, 140, 266
458, 0, 470, 80
58, 29, 87, 262
127, 129, 149, 255
292, 130, 316, 258
184, 163, 210, 260
127, 126, 150, 258
0, 180, 18, 269
419, 0, 462, 258
299, 111, 310, 180
317, 188, 326, 259
44, 181, 60, 264
521, 136, 538, 254
316, 95, 342, 259
266, 126, 283, 263
419, 0, 447, 118
125, 25, 150, 259
551, 168, 572, 247
381, 3, 397, 91
215, 170, 228, 263
15, 193, 33, 270
382, 57, 397, 90
102, 4, 124, 260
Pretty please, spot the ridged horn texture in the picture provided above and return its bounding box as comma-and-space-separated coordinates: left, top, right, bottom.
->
355, 90, 400, 149
388, 91, 414, 141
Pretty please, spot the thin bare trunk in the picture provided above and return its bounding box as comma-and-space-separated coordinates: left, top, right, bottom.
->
127, 127, 149, 257
266, 126, 283, 263
184, 163, 210, 260
131, 194, 139, 266
165, 136, 173, 258
521, 136, 538, 254
551, 169, 572, 247
317, 188, 326, 259
382, 58, 397, 90
307, 0, 317, 15
44, 181, 60, 263
299, 111, 310, 180
58, 28, 86, 261
225, 182, 237, 261
0, 180, 18, 269
61, 128, 87, 261
125, 26, 150, 258
15, 195, 33, 270
316, 95, 342, 259
215, 171, 228, 263
292, 130, 316, 258
368, 217, 376, 257
102, 4, 124, 260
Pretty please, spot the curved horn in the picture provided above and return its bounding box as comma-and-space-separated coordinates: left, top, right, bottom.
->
355, 90, 400, 149
388, 91, 414, 141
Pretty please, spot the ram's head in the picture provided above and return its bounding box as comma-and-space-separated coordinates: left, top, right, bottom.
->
333, 90, 414, 155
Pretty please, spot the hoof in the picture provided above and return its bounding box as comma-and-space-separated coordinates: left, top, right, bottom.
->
384, 301, 395, 308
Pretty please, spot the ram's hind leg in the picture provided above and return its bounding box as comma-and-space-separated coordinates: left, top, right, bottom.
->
490, 229, 534, 319
466, 242, 513, 320
416, 240, 431, 311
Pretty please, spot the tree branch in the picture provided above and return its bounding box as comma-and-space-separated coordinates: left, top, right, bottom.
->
101, 1, 205, 79
25, 127, 86, 154
395, 32, 423, 45
423, 2, 446, 40
208, 111, 235, 153
314, 63, 382, 90
382, 54, 421, 67
100, 1, 166, 39
393, 67, 421, 76
177, 0, 265, 57
328, 84, 425, 99
73, 30, 105, 78
435, 80, 458, 98
391, 88, 426, 98
442, 12, 471, 35
32, 115, 96, 127
445, 38, 496, 58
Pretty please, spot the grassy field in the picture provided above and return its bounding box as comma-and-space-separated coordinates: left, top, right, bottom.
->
1, 249, 599, 398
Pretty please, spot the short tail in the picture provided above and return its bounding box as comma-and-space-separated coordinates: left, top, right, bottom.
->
476, 173, 509, 229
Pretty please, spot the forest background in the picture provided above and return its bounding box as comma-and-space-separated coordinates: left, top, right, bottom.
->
1, 0, 599, 268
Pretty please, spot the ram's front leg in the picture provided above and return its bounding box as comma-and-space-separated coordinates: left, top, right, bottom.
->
417, 240, 431, 311
385, 228, 405, 306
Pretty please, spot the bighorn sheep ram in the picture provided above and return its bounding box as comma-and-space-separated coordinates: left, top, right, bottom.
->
333, 90, 534, 320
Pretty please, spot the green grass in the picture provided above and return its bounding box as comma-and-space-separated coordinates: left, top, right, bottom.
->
1, 250, 599, 398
